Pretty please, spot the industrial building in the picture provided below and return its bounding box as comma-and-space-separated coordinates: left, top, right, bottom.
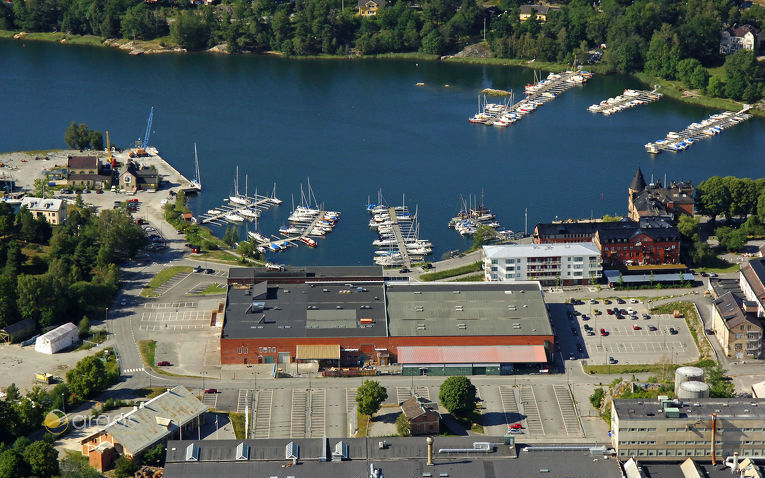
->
162, 437, 622, 478
220, 267, 554, 374
611, 398, 765, 461
34, 322, 78, 354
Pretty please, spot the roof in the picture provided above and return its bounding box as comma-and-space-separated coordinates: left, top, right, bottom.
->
163, 437, 620, 478
67, 155, 98, 170
613, 398, 765, 420
713, 291, 760, 330
728, 24, 762, 37
520, 4, 550, 14
358, 0, 386, 7
227, 266, 384, 283
296, 344, 340, 360
400, 396, 438, 418
84, 386, 207, 455
604, 270, 693, 284
752, 381, 765, 398
534, 222, 598, 238
483, 242, 599, 259
221, 282, 387, 340
386, 282, 552, 337
742, 258, 765, 302
397, 345, 547, 364
67, 173, 112, 182
596, 220, 680, 243
640, 462, 757, 478
20, 197, 64, 212
38, 322, 77, 342
0, 318, 36, 335
629, 167, 646, 192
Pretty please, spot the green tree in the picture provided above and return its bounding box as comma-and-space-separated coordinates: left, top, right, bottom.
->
589, 387, 605, 408
78, 316, 90, 337
66, 355, 110, 399
706, 75, 725, 96
64, 121, 81, 149
724, 49, 759, 100
114, 456, 139, 478
758, 192, 765, 223
4, 383, 20, 401
715, 226, 747, 251
676, 58, 709, 89
677, 215, 700, 240
395, 412, 411, 436
695, 176, 731, 222
438, 376, 477, 417
420, 29, 444, 54
472, 224, 494, 250
22, 441, 59, 478
0, 449, 24, 478
171, 10, 212, 51
356, 380, 388, 416
59, 452, 100, 478
644, 24, 680, 79
140, 443, 166, 467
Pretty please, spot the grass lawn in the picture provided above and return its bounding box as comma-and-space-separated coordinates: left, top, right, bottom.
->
357, 411, 370, 437
0, 30, 105, 47
191, 283, 228, 295
140, 266, 192, 297
584, 363, 680, 375
76, 330, 107, 351
138, 340, 157, 367
229, 412, 246, 439
420, 262, 483, 281
451, 273, 485, 282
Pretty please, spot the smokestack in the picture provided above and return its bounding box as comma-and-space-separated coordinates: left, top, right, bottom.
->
426, 437, 433, 466
711, 413, 717, 465
732, 452, 739, 474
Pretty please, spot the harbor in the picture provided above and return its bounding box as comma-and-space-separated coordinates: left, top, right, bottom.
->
587, 88, 663, 115
367, 193, 432, 269
644, 106, 753, 154
448, 193, 501, 236
469, 70, 593, 127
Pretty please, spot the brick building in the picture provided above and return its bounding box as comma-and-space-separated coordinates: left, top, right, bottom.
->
400, 396, 440, 435
220, 267, 554, 375
627, 168, 694, 221
595, 218, 681, 267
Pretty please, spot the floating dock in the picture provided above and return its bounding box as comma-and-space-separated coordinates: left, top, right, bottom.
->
367, 193, 432, 268
469, 70, 593, 127
198, 194, 278, 225
587, 88, 662, 115
644, 106, 752, 154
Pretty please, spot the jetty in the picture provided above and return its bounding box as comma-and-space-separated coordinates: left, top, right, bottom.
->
587, 88, 662, 115
644, 106, 752, 154
366, 192, 432, 268
249, 210, 325, 251
469, 70, 593, 127
198, 194, 277, 225
387, 207, 412, 270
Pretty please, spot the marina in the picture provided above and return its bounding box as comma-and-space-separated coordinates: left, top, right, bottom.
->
644, 106, 753, 154
587, 88, 662, 115
468, 70, 593, 127
367, 193, 432, 269
448, 192, 501, 236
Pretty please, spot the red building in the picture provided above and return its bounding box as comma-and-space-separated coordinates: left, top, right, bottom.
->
595, 219, 681, 267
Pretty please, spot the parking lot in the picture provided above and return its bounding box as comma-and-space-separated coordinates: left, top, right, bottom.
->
562, 297, 699, 365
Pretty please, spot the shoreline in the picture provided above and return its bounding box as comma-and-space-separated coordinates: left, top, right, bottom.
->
2, 30, 761, 117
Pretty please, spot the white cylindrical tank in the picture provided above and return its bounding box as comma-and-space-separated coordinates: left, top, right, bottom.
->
674, 366, 705, 396
678, 381, 710, 399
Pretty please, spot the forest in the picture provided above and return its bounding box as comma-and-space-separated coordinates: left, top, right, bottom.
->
1, 0, 764, 100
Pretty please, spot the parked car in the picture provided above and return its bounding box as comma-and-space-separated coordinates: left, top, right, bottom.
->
627, 308, 635, 315
509, 423, 523, 430
600, 328, 607, 336
581, 314, 589, 321
120, 298, 127, 306
633, 325, 641, 330
642, 313, 651, 319
204, 388, 218, 394
648, 325, 657, 331
193, 266, 203, 273
630, 298, 639, 303
705, 328, 714, 335
593, 309, 601, 315
669, 327, 678, 335
609, 356, 617, 364
157, 361, 171, 366
589, 299, 598, 304
709, 272, 718, 278
205, 268, 214, 274
616, 298, 625, 304
569, 352, 576, 360
603, 299, 612, 305
96, 189, 104, 194
606, 308, 613, 315
399, 267, 410, 273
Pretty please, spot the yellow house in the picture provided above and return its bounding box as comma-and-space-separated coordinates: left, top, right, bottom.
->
520, 4, 551, 22
358, 0, 386, 16
20, 197, 66, 225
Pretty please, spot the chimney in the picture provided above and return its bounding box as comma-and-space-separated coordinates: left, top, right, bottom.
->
732, 452, 739, 474
426, 437, 433, 466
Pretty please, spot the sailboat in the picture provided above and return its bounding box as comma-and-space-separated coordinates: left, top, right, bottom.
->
270, 183, 283, 205
182, 143, 203, 194
229, 166, 248, 205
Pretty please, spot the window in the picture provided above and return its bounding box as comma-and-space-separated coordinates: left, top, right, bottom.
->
491, 260, 498, 264
243, 347, 248, 354
648, 428, 656, 432
237, 347, 242, 354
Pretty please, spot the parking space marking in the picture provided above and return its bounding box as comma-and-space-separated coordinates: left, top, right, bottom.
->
236, 389, 255, 414
396, 387, 412, 405
187, 282, 225, 295
345, 388, 357, 415
290, 389, 307, 438
414, 386, 430, 400
202, 392, 218, 409
140, 311, 209, 322
499, 386, 521, 425
310, 388, 326, 438
519, 386, 545, 436
152, 271, 191, 296
553, 385, 583, 436
254, 389, 272, 439
138, 324, 208, 331
144, 302, 197, 309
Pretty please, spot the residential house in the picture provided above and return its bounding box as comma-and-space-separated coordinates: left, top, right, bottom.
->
80, 386, 207, 472
711, 291, 762, 359
740, 258, 765, 318
519, 4, 554, 22
358, 0, 385, 16
20, 197, 66, 225
483, 243, 602, 285
720, 24, 763, 54
627, 168, 694, 222
400, 396, 440, 435
66, 155, 112, 190
119, 160, 160, 191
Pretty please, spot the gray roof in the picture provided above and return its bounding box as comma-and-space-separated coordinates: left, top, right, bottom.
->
221, 282, 387, 339
630, 167, 647, 192
164, 438, 621, 478
228, 266, 384, 283
604, 270, 694, 284
708, 277, 741, 299
387, 282, 552, 337
640, 461, 754, 478
713, 291, 760, 330
613, 398, 765, 421
520, 4, 550, 14
84, 386, 207, 455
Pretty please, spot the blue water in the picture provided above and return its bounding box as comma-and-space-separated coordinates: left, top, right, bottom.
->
2, 39, 762, 265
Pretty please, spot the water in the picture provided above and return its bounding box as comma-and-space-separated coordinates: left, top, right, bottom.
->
2, 39, 762, 266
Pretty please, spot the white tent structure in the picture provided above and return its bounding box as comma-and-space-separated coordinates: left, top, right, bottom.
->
35, 322, 79, 354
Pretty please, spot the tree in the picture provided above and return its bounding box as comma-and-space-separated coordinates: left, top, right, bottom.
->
724, 49, 758, 100
22, 441, 59, 478
472, 224, 494, 250
64, 122, 103, 150
395, 412, 411, 436
438, 376, 477, 417
356, 380, 388, 417
78, 316, 90, 337
0, 449, 24, 478
706, 75, 725, 97
644, 24, 680, 79
715, 226, 747, 251
589, 387, 605, 408
4, 383, 19, 402
114, 456, 139, 478
171, 10, 211, 51
66, 355, 110, 399
677, 215, 700, 241
141, 443, 166, 467
59, 452, 100, 478
676, 58, 708, 89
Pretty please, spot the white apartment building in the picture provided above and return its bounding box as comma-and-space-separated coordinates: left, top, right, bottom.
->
483, 243, 602, 286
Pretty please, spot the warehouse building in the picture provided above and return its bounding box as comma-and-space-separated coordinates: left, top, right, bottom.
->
611, 398, 765, 461
220, 268, 554, 374
34, 322, 78, 354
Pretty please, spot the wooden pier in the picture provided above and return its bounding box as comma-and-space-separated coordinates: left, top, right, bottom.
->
199, 194, 276, 224
644, 106, 752, 154
388, 207, 412, 269
587, 88, 662, 115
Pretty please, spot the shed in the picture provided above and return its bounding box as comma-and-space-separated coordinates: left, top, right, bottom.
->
0, 318, 36, 344
35, 322, 79, 354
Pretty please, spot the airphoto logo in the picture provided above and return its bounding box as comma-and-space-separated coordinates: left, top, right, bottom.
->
43, 409, 69, 435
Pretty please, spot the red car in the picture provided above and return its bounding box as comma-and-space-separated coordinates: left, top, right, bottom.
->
156, 361, 171, 366
606, 308, 613, 315
129, 198, 139, 203
600, 328, 608, 336
204, 388, 218, 394
509, 423, 523, 429
633, 325, 641, 330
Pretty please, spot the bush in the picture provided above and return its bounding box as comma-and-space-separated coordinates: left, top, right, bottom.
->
114, 456, 139, 478
589, 388, 606, 409
396, 413, 411, 436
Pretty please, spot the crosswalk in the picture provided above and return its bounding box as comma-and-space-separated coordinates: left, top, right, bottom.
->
122, 368, 145, 374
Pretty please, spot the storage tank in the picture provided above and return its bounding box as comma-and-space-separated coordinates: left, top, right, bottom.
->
674, 366, 705, 396
678, 381, 710, 399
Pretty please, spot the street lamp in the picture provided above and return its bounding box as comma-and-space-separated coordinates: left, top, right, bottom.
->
61, 393, 65, 414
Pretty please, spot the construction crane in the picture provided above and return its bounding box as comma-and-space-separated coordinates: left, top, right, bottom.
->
106, 130, 115, 168
131, 106, 154, 157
